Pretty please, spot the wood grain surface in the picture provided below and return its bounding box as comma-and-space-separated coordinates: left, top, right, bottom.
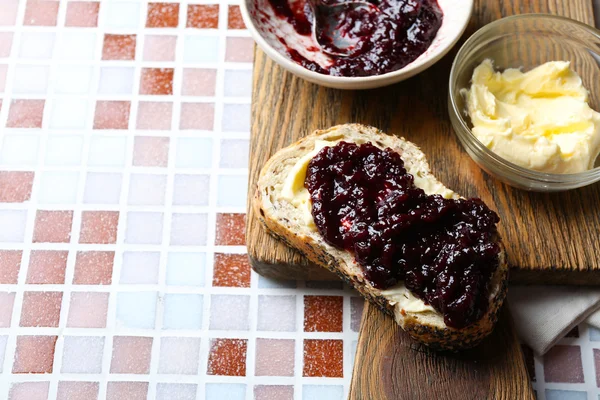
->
348, 304, 534, 400
246, 0, 600, 285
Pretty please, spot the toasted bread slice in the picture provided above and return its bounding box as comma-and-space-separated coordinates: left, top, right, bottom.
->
254, 123, 508, 350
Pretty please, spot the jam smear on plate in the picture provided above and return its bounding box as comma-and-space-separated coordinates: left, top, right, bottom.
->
305, 142, 500, 329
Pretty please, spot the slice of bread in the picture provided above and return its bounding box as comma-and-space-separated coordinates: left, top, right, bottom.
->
254, 123, 508, 350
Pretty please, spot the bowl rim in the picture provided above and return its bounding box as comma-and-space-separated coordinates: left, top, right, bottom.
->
240, 0, 474, 83
448, 13, 600, 182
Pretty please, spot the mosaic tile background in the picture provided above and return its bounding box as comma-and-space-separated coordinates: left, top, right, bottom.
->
0, 1, 600, 399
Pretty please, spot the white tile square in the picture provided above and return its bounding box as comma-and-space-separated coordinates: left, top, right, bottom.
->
83, 172, 122, 204
303, 386, 344, 400
224, 70, 252, 97
38, 171, 79, 204
13, 65, 49, 94
45, 136, 83, 166
1, 135, 39, 166
0, 336, 6, 373
116, 292, 157, 329
19, 33, 55, 59
257, 295, 296, 332
98, 67, 135, 95
0, 211, 27, 242
166, 252, 205, 286
49, 99, 89, 130
55, 65, 94, 94
170, 213, 207, 246
184, 36, 219, 63
104, 2, 141, 29
175, 138, 212, 169
58, 32, 96, 60
220, 139, 249, 168
217, 175, 247, 207
205, 384, 246, 400
128, 174, 166, 205
222, 104, 250, 132
125, 212, 164, 244
158, 338, 200, 375
157, 384, 197, 400
120, 251, 160, 284
210, 295, 250, 331
173, 175, 209, 206
88, 136, 127, 167
61, 336, 104, 374
163, 294, 203, 330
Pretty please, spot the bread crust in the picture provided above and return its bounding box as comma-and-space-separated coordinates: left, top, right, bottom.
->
254, 123, 508, 350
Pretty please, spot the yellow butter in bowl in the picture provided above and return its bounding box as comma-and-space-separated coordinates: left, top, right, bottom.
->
463, 59, 600, 173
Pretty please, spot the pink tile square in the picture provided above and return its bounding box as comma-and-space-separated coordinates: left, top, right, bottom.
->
57, 381, 99, 400
102, 35, 136, 61
24, 0, 59, 26
136, 102, 172, 130
110, 336, 153, 374
0, 171, 34, 202
73, 251, 114, 285
0, 292, 15, 327
27, 250, 68, 284
67, 292, 109, 328
20, 291, 62, 327
33, 210, 74, 243
255, 339, 295, 376
182, 68, 217, 96
143, 35, 177, 61
179, 103, 214, 130
0, 250, 21, 284
94, 101, 131, 130
79, 211, 119, 244
7, 99, 45, 128
107, 382, 148, 400
254, 386, 294, 400
133, 136, 170, 167
65, 2, 100, 27
0, 64, 7, 92
0, 33, 14, 57
543, 345, 584, 383
9, 382, 50, 400
225, 37, 254, 62
13, 335, 58, 373
0, 2, 18, 26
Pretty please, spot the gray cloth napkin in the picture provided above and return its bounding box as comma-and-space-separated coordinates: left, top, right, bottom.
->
508, 285, 600, 355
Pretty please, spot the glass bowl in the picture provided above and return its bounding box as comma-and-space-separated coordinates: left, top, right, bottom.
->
448, 14, 600, 191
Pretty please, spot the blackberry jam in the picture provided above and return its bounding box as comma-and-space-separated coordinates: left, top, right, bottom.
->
305, 142, 500, 328
266, 0, 443, 77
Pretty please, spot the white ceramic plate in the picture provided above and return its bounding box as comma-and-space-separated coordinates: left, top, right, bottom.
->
241, 0, 474, 89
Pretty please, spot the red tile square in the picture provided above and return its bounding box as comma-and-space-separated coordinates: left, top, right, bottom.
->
0, 250, 21, 284
187, 4, 219, 28
213, 253, 251, 288
0, 171, 33, 202
7, 99, 45, 128
215, 213, 246, 246
57, 381, 99, 400
33, 210, 73, 243
0, 32, 14, 57
304, 295, 343, 332
207, 338, 247, 376
67, 292, 109, 328
9, 382, 49, 400
79, 211, 119, 244
73, 251, 114, 285
110, 336, 153, 374
140, 68, 174, 95
0, 3, 18, 26
182, 68, 217, 96
102, 34, 136, 60
179, 102, 214, 130
225, 37, 254, 62
0, 171, 34, 202
137, 101, 172, 130
0, 292, 15, 327
27, 250, 68, 284
13, 335, 58, 373
228, 6, 246, 29
94, 101, 131, 129
107, 382, 148, 400
543, 345, 584, 383
146, 3, 179, 27
143, 35, 176, 61
20, 291, 62, 327
303, 339, 343, 377
133, 136, 170, 167
65, 2, 99, 27
254, 386, 294, 400
24, 0, 59, 26
255, 339, 294, 376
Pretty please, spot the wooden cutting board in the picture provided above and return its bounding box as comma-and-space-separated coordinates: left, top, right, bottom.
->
246, 0, 600, 285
